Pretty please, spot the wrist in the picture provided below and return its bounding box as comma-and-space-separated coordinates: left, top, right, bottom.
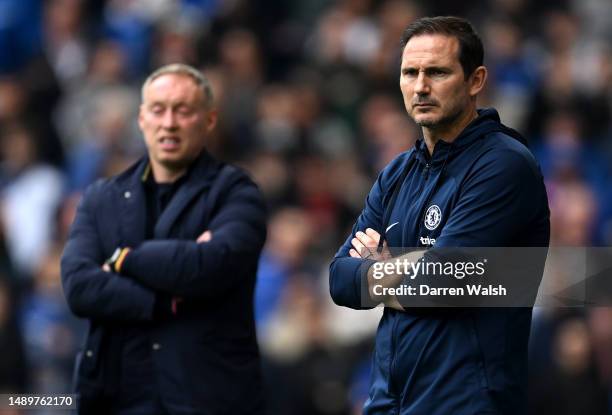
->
106, 247, 131, 273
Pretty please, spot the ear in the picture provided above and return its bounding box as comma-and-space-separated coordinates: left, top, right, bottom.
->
137, 104, 145, 130
205, 108, 218, 133
468, 66, 487, 97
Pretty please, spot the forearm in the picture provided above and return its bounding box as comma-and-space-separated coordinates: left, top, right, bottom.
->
62, 258, 156, 321
119, 237, 261, 299
329, 257, 378, 309
61, 193, 158, 322
366, 250, 425, 310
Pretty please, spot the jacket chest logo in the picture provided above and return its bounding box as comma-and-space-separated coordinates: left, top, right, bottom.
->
424, 205, 442, 230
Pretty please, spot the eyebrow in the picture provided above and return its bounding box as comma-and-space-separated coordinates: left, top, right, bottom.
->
401, 65, 452, 74
147, 101, 196, 108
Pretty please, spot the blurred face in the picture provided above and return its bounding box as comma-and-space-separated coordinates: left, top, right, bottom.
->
138, 73, 216, 180
400, 34, 481, 131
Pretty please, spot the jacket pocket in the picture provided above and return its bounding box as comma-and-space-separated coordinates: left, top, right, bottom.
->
75, 328, 106, 391
78, 337, 100, 376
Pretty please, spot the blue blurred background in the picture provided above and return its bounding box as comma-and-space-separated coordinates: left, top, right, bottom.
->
0, 0, 611, 413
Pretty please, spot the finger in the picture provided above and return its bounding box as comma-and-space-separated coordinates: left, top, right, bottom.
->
349, 249, 360, 258
355, 231, 376, 248
102, 263, 111, 272
197, 230, 212, 243
353, 235, 375, 258
351, 237, 367, 256
365, 228, 381, 244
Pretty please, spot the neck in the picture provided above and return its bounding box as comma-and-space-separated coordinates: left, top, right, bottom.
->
150, 163, 187, 183
422, 107, 479, 155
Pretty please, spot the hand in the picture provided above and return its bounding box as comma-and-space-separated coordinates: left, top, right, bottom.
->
197, 230, 212, 243
349, 228, 391, 261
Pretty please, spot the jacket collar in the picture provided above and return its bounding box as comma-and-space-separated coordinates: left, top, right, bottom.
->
117, 150, 221, 243
413, 108, 516, 166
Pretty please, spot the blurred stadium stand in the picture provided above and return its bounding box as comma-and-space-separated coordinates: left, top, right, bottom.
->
0, 0, 610, 413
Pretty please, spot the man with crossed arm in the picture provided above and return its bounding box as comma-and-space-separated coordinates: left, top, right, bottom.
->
329, 17, 549, 414
61, 64, 267, 415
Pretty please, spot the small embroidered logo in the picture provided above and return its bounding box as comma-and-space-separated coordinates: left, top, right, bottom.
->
424, 205, 442, 230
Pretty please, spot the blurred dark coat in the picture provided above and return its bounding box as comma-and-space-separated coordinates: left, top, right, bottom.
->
61, 151, 267, 414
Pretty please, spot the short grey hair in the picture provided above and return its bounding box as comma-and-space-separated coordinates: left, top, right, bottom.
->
141, 63, 214, 108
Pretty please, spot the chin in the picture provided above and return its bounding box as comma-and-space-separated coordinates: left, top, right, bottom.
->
414, 116, 440, 128
165, 158, 191, 167
156, 156, 191, 169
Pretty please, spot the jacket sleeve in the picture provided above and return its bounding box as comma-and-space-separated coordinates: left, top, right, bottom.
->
119, 174, 267, 300
435, 149, 549, 247
61, 182, 157, 321
329, 168, 387, 310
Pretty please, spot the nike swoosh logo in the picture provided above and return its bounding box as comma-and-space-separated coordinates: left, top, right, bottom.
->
386, 222, 399, 233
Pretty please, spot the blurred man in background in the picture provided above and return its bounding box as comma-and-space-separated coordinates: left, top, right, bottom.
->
61, 64, 267, 414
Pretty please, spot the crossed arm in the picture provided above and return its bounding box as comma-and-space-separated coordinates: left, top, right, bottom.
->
330, 149, 545, 311
61, 178, 266, 322
348, 228, 423, 310
100, 230, 214, 316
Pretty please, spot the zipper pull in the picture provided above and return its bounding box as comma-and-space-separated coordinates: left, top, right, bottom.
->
423, 163, 430, 179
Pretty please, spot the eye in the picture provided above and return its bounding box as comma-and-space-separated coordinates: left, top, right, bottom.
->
176, 106, 194, 116
150, 105, 164, 115
428, 68, 448, 77
402, 68, 418, 77
172, 103, 196, 117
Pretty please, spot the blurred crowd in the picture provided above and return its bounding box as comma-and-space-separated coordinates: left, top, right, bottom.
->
0, 0, 610, 413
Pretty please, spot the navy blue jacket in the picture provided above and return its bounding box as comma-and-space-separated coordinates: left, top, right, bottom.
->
61, 151, 267, 414
330, 109, 549, 415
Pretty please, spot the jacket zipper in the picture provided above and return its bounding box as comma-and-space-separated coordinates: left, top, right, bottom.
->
423, 163, 430, 180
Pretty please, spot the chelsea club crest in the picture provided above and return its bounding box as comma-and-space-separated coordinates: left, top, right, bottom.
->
424, 205, 442, 230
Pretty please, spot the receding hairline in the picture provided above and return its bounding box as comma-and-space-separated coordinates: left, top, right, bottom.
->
400, 16, 484, 79
141, 63, 214, 108
401, 33, 461, 58
402, 32, 461, 50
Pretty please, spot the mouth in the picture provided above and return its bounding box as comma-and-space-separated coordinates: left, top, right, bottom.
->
413, 103, 437, 113
158, 136, 181, 151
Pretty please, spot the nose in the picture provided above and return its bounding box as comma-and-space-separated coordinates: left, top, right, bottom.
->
414, 71, 430, 95
161, 108, 178, 129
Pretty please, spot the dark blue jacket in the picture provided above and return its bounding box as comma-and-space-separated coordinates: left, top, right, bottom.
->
330, 109, 550, 415
61, 151, 267, 414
